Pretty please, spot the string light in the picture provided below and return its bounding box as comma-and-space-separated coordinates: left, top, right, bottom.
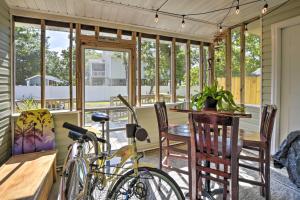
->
245, 24, 249, 36
181, 15, 185, 28
154, 12, 159, 23
262, 1, 268, 14
151, 0, 278, 27
236, 0, 240, 15
219, 25, 223, 33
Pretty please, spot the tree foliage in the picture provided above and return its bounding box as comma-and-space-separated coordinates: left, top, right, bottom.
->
214, 30, 261, 78
15, 26, 41, 85
15, 26, 71, 85
15, 26, 261, 91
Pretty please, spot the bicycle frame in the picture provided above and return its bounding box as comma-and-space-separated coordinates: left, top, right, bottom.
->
61, 135, 154, 200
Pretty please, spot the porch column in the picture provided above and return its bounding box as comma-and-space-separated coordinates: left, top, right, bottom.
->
186, 40, 191, 102
41, 19, 46, 108
199, 42, 204, 91
209, 43, 215, 86
156, 35, 160, 102
137, 32, 142, 106
171, 38, 176, 103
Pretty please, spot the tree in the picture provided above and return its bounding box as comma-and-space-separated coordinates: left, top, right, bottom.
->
15, 26, 74, 86
141, 40, 156, 94
214, 30, 261, 78
140, 41, 186, 94
15, 26, 41, 85
175, 44, 186, 86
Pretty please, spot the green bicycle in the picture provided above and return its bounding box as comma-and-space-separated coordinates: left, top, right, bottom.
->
59, 95, 184, 200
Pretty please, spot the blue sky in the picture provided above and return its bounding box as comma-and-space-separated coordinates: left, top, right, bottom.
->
47, 30, 69, 54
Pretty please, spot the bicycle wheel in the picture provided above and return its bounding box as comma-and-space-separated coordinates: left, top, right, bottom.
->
65, 158, 87, 200
107, 167, 184, 200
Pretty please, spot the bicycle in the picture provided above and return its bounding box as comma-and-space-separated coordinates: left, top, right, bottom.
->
59, 94, 184, 200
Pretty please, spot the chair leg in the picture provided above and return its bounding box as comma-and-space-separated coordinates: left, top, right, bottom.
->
159, 139, 163, 170
265, 149, 271, 200
223, 178, 227, 200
166, 138, 170, 166
260, 149, 265, 197
188, 142, 193, 199
196, 171, 200, 199
231, 160, 239, 200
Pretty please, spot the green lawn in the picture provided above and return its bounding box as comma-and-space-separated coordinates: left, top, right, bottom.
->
85, 101, 110, 108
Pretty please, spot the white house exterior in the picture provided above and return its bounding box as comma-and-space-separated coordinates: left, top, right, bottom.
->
25, 75, 64, 86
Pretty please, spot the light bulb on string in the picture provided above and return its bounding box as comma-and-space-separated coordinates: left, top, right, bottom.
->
154, 12, 159, 23
181, 15, 185, 28
236, 0, 240, 15
219, 25, 223, 33
262, 2, 268, 14
245, 24, 249, 36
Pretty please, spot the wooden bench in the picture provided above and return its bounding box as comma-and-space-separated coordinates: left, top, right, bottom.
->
0, 151, 57, 200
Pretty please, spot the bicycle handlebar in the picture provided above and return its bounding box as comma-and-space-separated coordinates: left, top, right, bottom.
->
63, 122, 88, 134
117, 94, 139, 125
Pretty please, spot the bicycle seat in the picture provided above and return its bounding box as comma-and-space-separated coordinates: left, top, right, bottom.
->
92, 112, 109, 122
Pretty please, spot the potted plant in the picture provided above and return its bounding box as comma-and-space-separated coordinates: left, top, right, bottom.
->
191, 82, 244, 112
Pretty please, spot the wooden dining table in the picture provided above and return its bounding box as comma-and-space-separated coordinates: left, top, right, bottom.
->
169, 102, 252, 199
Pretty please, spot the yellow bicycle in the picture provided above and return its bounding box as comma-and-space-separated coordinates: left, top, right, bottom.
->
59, 95, 184, 200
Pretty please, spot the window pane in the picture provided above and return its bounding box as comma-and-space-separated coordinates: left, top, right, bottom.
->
176, 43, 186, 102
14, 22, 41, 112
190, 45, 200, 96
215, 40, 226, 89
45, 26, 70, 110
231, 28, 241, 103
141, 38, 156, 105
245, 22, 261, 105
159, 40, 171, 103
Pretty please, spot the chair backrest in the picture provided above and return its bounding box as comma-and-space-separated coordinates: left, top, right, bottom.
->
259, 105, 277, 143
189, 113, 240, 173
154, 102, 169, 133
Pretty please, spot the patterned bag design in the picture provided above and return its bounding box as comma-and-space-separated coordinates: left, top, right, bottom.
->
13, 109, 55, 155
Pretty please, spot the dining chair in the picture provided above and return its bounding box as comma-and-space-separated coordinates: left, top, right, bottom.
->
154, 102, 192, 195
238, 105, 277, 200
189, 113, 241, 200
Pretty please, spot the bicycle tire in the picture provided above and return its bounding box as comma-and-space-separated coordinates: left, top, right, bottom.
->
65, 159, 87, 200
107, 167, 184, 200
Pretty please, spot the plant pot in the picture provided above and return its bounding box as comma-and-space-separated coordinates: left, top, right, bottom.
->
203, 96, 218, 111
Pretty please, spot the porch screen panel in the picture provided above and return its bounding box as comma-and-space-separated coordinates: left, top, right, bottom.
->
190, 44, 201, 97
72, 27, 76, 110
14, 22, 41, 112
215, 41, 226, 89
231, 28, 241, 103
141, 38, 156, 105
245, 23, 261, 105
45, 25, 70, 111
159, 40, 171, 103
203, 46, 209, 86
176, 42, 186, 102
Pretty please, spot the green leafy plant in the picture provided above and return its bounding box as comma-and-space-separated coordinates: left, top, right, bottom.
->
191, 82, 244, 112
16, 96, 39, 112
